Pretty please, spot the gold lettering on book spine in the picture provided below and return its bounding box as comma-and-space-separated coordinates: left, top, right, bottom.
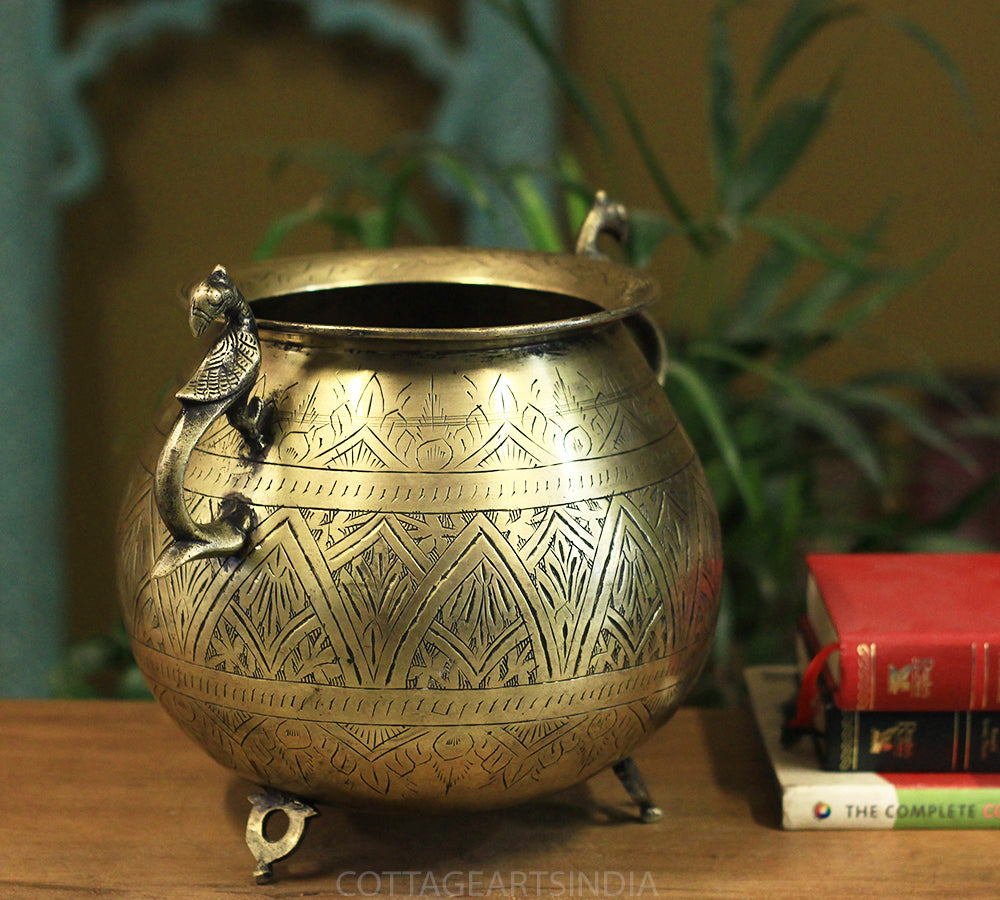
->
971, 641, 992, 710
840, 711, 858, 771
857, 643, 876, 710
983, 642, 990, 710
971, 642, 979, 709
994, 644, 1000, 706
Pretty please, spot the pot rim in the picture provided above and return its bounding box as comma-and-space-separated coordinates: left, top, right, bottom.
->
186, 247, 659, 342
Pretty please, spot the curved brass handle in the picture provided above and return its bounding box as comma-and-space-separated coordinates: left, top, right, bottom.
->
151, 265, 270, 578
623, 310, 669, 388
575, 192, 669, 387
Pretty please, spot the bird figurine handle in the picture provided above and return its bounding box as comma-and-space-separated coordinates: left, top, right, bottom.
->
575, 192, 668, 387
151, 265, 270, 578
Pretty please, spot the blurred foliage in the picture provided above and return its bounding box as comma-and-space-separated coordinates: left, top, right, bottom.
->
256, 0, 998, 702
50, 621, 151, 699
57, 0, 999, 701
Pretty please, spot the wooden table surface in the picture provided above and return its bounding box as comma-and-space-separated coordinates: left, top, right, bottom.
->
1, 699, 995, 898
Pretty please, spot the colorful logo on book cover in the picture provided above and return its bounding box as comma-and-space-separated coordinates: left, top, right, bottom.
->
888, 658, 934, 699
813, 802, 832, 820
870, 721, 917, 759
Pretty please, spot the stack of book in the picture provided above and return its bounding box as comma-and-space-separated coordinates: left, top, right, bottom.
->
747, 553, 1000, 829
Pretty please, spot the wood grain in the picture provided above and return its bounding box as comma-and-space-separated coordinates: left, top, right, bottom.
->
1, 700, 994, 898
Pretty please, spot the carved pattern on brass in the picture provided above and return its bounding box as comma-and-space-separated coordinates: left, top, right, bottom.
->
119, 427, 718, 806
117, 239, 722, 811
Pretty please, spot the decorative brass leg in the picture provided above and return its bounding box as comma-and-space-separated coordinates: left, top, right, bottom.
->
612, 757, 663, 823
245, 789, 317, 884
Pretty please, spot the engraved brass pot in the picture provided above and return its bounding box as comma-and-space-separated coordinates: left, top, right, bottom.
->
117, 227, 722, 812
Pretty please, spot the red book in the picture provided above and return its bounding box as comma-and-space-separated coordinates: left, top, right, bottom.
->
805, 553, 1000, 711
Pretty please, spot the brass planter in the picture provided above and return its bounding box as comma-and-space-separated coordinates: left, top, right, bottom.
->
116, 200, 722, 873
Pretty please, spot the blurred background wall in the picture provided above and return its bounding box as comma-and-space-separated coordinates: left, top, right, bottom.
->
4, 0, 998, 691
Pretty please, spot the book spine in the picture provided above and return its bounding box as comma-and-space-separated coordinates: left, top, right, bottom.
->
820, 706, 1000, 772
839, 638, 1000, 711
782, 783, 1000, 830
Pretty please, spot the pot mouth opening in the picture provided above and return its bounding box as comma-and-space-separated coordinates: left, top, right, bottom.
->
251, 281, 602, 332
223, 248, 658, 342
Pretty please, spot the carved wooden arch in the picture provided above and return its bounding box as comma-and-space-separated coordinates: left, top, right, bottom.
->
0, 0, 559, 696
50, 0, 560, 217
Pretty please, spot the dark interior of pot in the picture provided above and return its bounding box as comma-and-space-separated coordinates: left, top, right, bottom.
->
251, 282, 602, 330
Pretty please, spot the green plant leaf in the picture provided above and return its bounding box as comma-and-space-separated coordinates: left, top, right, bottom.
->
665, 358, 765, 518
424, 148, 494, 214
709, 4, 740, 187
608, 77, 705, 251
769, 388, 884, 486
771, 206, 893, 336
827, 238, 955, 338
255, 203, 363, 258
556, 149, 594, 236
883, 13, 978, 128
626, 209, 684, 268
928, 472, 1000, 534
508, 171, 565, 252
829, 382, 977, 471
852, 367, 974, 416
377, 157, 425, 246
725, 241, 799, 340
725, 92, 832, 214
745, 213, 866, 270
755, 0, 863, 99
952, 415, 1000, 441
690, 341, 885, 485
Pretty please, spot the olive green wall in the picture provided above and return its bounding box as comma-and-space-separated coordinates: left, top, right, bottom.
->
62, 1, 999, 641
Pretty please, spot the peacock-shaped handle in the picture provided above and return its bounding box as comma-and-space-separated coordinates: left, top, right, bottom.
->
151, 265, 270, 578
575, 191, 668, 387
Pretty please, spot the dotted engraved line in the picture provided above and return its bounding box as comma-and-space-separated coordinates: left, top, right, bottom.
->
134, 643, 696, 726
172, 436, 695, 513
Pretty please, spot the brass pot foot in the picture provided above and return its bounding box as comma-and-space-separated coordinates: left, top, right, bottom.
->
245, 789, 318, 884
612, 757, 663, 823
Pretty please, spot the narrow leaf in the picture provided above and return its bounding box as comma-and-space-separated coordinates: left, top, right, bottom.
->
608, 77, 703, 249
929, 473, 1000, 533
854, 367, 974, 415
425, 149, 493, 213
746, 214, 865, 270
828, 239, 954, 338
690, 341, 885, 485
508, 172, 565, 252
726, 94, 831, 214
377, 158, 424, 246
556, 149, 593, 236
626, 210, 683, 268
725, 241, 799, 339
829, 383, 977, 471
755, 0, 863, 98
884, 14, 978, 128
665, 358, 765, 519
952, 415, 1000, 441
255, 204, 362, 258
773, 206, 893, 335
709, 4, 740, 186
770, 389, 884, 486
